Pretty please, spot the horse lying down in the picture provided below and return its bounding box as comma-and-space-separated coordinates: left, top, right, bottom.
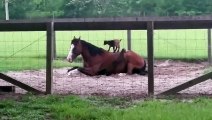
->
66, 36, 147, 76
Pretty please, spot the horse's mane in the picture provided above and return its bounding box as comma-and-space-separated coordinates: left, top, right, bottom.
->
80, 40, 105, 56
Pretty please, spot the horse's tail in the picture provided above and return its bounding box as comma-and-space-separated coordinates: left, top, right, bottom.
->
140, 60, 148, 75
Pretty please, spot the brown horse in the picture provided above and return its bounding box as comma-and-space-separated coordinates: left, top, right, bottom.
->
66, 37, 147, 76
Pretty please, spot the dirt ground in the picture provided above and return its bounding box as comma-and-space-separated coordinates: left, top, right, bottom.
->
1, 60, 212, 98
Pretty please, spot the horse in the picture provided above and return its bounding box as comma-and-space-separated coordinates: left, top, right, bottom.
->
66, 36, 147, 76
103, 39, 122, 52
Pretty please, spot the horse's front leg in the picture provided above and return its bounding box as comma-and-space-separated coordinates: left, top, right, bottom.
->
67, 66, 79, 73
77, 67, 96, 76
83, 61, 89, 67
78, 64, 101, 76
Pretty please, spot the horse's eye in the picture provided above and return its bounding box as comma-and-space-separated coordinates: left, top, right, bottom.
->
73, 48, 77, 54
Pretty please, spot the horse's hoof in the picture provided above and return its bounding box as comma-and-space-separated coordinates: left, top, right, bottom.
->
118, 73, 126, 76
67, 69, 80, 76
67, 72, 71, 76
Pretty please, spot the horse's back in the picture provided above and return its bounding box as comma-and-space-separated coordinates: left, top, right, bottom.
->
96, 52, 120, 66
89, 52, 123, 75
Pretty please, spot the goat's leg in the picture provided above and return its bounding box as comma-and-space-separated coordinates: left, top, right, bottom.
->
114, 47, 118, 52
117, 47, 120, 52
113, 47, 116, 53
108, 46, 111, 52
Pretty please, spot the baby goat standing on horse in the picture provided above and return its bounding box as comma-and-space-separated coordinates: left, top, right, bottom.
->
104, 39, 122, 52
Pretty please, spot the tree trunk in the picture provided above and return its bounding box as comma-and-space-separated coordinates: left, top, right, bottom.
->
5, 0, 9, 20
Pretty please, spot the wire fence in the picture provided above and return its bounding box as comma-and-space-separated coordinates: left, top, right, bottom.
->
0, 31, 46, 93
0, 21, 212, 97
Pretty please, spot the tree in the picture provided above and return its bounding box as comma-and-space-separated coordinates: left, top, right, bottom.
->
9, 0, 36, 19
4, 0, 9, 20
182, 0, 212, 15
32, 0, 65, 18
0, 0, 4, 19
0, 0, 212, 20
160, 0, 183, 16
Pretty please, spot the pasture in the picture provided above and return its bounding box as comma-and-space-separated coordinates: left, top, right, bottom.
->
0, 29, 209, 72
0, 29, 212, 96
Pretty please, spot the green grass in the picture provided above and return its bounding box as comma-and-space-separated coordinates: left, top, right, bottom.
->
1, 95, 212, 120
0, 29, 210, 72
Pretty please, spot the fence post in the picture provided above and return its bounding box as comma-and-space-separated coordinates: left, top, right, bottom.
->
147, 21, 154, 96
127, 30, 131, 50
53, 31, 56, 59
46, 22, 54, 94
208, 29, 212, 65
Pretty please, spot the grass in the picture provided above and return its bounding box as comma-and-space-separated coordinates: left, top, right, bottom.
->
1, 94, 212, 120
0, 29, 210, 72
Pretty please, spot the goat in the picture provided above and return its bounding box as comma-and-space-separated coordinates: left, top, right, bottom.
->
103, 39, 122, 52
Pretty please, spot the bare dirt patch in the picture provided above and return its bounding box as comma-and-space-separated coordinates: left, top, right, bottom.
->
0, 60, 212, 98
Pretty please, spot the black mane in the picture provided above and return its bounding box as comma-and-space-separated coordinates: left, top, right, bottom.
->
81, 40, 105, 56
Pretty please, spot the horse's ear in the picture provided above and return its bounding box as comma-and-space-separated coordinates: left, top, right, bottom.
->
79, 36, 81, 40
73, 36, 76, 39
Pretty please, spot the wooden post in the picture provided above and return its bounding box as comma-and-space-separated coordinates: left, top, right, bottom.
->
160, 71, 212, 95
0, 73, 43, 94
127, 30, 131, 50
147, 21, 154, 96
208, 29, 212, 65
52, 29, 56, 59
46, 22, 54, 94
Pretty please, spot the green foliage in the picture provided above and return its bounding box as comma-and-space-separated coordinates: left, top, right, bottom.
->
0, 0, 212, 19
0, 1, 4, 18
161, 0, 183, 16
64, 0, 95, 17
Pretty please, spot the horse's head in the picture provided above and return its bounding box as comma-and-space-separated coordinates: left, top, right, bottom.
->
67, 36, 82, 63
